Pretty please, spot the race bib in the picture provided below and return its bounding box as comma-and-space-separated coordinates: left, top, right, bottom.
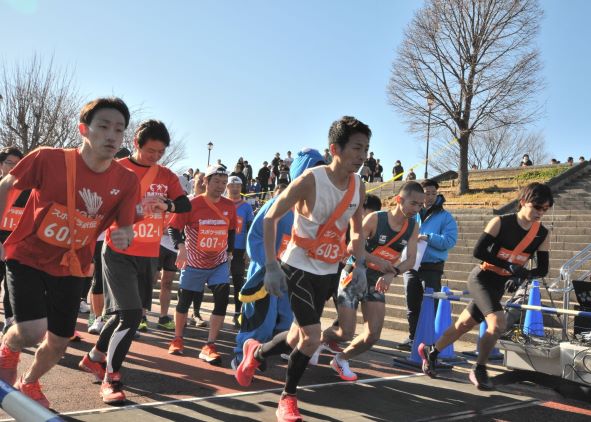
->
198, 224, 228, 252
133, 215, 164, 243
37, 203, 98, 250
367, 247, 401, 272
0, 207, 24, 231
236, 216, 244, 235
308, 226, 346, 264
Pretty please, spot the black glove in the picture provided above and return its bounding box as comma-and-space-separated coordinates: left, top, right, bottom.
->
507, 264, 530, 279
505, 278, 523, 293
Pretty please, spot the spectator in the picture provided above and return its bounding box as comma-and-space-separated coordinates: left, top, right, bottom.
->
406, 168, 417, 181
471, 164, 478, 170
248, 178, 261, 203
216, 158, 227, 170
243, 160, 253, 181
374, 159, 384, 182
359, 160, 371, 182
271, 152, 281, 168
567, 156, 574, 166
278, 163, 290, 184
257, 161, 271, 199
283, 151, 294, 168
580, 156, 586, 164
393, 160, 404, 180
550, 158, 560, 164
230, 164, 247, 193
237, 156, 245, 169
367, 152, 377, 182
520, 154, 533, 167
323, 148, 332, 164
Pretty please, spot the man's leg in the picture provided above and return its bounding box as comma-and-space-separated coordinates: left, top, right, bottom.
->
22, 331, 70, 382
159, 270, 175, 317
206, 283, 230, 343
340, 301, 385, 360
477, 311, 505, 365
322, 305, 356, 344
403, 270, 424, 343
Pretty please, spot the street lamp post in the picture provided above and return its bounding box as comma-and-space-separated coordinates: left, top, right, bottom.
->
424, 93, 435, 179
207, 141, 214, 166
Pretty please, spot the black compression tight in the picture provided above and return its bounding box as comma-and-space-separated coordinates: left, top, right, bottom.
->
96, 309, 143, 373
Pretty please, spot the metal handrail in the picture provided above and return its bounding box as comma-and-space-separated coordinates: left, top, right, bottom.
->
548, 243, 591, 336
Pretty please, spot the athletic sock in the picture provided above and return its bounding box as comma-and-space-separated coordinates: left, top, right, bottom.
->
284, 348, 311, 395
428, 345, 440, 360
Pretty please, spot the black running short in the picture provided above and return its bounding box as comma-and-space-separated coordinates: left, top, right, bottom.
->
283, 262, 337, 327
90, 240, 104, 294
6, 260, 85, 338
158, 246, 178, 272
466, 266, 508, 323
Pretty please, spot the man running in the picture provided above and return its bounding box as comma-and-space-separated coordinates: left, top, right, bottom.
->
226, 175, 255, 327
0, 97, 139, 407
419, 182, 552, 390
235, 116, 370, 421
79, 119, 189, 404
324, 182, 422, 381
167, 165, 236, 365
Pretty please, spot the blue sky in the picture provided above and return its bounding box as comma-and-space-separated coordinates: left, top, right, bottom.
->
1, 0, 589, 174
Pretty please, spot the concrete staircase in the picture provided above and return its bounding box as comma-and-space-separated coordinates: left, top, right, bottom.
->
153, 165, 591, 343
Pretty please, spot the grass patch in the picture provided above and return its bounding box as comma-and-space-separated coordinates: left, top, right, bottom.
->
514, 165, 569, 182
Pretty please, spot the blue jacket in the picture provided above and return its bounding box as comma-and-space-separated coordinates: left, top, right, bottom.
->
416, 194, 458, 264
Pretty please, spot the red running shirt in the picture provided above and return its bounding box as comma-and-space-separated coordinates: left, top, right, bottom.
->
105, 158, 185, 258
4, 148, 140, 277
169, 195, 236, 269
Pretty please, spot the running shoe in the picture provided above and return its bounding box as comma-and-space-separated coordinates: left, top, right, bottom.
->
78, 353, 106, 382
157, 316, 176, 331
168, 337, 184, 355
138, 316, 148, 332
15, 375, 50, 408
469, 364, 494, 390
0, 343, 20, 385
88, 316, 105, 335
199, 343, 222, 365
79, 300, 91, 314
321, 340, 343, 354
70, 330, 82, 342
417, 343, 437, 378
330, 353, 358, 381
235, 338, 261, 386
396, 337, 413, 352
101, 372, 126, 404
276, 394, 302, 422
192, 314, 207, 327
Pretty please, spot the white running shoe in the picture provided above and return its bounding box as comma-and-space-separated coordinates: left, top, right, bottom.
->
79, 300, 91, 314
88, 316, 105, 335
330, 353, 358, 381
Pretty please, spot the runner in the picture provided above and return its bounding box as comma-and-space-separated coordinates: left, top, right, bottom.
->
0, 97, 139, 408
235, 116, 370, 422
167, 165, 237, 365
79, 119, 189, 404
0, 147, 27, 334
419, 182, 552, 390
231, 148, 325, 369
323, 182, 422, 381
226, 175, 255, 327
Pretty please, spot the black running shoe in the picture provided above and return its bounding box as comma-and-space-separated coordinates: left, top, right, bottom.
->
417, 343, 437, 378
469, 365, 494, 390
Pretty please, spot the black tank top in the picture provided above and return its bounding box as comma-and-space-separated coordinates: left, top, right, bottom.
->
493, 213, 548, 255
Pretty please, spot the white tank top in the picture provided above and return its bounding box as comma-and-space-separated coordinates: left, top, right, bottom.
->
282, 166, 360, 275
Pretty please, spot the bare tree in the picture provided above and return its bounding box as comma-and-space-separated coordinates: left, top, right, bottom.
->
0, 54, 82, 152
388, 0, 544, 193
429, 128, 548, 172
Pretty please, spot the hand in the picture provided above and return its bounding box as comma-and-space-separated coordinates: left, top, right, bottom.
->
375, 273, 395, 294
505, 278, 523, 293
372, 257, 397, 274
141, 196, 167, 216
176, 244, 187, 269
111, 226, 134, 250
418, 234, 429, 242
264, 261, 288, 297
508, 264, 530, 279
349, 258, 368, 298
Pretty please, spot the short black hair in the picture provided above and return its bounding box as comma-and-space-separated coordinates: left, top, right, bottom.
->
519, 182, 554, 209
0, 146, 24, 163
79, 97, 130, 128
398, 181, 424, 197
328, 116, 372, 149
421, 179, 439, 190
134, 120, 170, 148
363, 194, 382, 212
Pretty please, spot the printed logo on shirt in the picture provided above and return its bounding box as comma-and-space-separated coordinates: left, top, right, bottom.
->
148, 184, 168, 196
348, 203, 358, 209
79, 188, 103, 219
324, 230, 338, 239
378, 235, 387, 244
400, 239, 408, 246
199, 219, 227, 226
110, 189, 120, 196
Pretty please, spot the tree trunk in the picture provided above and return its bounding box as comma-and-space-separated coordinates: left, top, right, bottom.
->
457, 134, 470, 194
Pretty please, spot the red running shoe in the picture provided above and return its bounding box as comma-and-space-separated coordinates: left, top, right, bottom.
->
78, 353, 106, 382
199, 343, 222, 365
276, 394, 302, 422
321, 340, 343, 354
15, 375, 50, 408
168, 337, 184, 355
101, 372, 126, 404
235, 339, 261, 386
0, 343, 20, 385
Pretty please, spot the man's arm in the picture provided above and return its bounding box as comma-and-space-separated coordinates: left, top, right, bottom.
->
424, 212, 458, 251
348, 181, 366, 261
397, 223, 419, 273
0, 175, 16, 220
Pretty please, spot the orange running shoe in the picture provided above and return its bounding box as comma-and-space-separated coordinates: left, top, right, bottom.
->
276, 394, 302, 422
14, 376, 50, 408
78, 353, 106, 382
101, 372, 126, 404
168, 337, 184, 355
0, 343, 20, 385
235, 339, 262, 386
199, 343, 221, 365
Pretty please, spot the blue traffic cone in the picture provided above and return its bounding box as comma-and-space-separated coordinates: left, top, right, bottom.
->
523, 280, 544, 336
409, 287, 435, 364
435, 286, 455, 359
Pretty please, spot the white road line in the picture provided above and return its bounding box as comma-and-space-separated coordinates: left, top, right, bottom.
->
16, 373, 424, 420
